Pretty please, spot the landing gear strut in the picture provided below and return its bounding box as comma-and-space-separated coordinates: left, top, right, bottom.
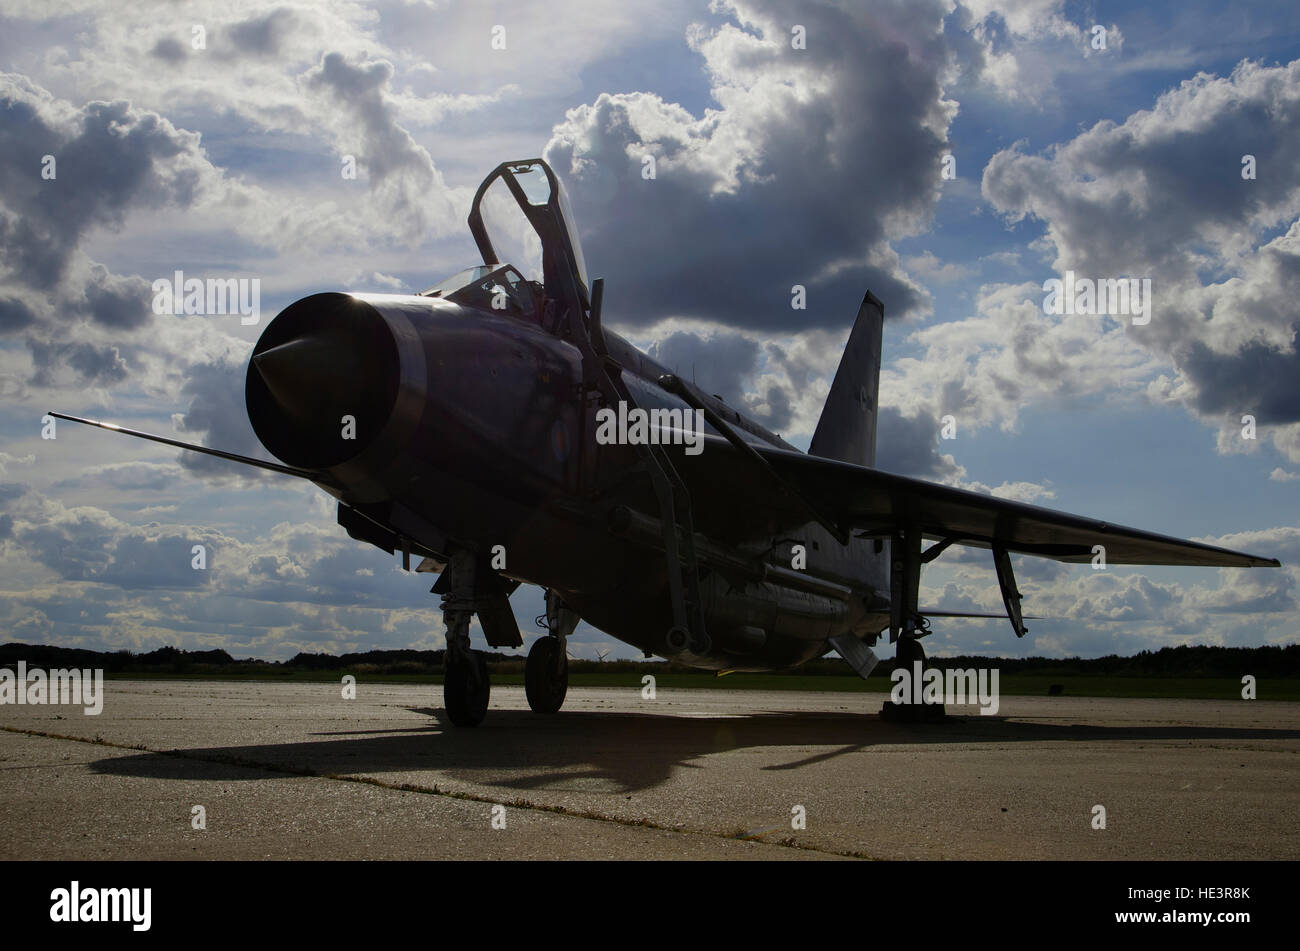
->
880, 524, 945, 722
441, 550, 490, 727
526, 590, 575, 714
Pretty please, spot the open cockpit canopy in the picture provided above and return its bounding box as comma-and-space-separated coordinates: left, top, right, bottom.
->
467, 158, 590, 313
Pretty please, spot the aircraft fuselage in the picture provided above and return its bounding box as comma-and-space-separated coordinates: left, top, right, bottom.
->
246, 289, 888, 670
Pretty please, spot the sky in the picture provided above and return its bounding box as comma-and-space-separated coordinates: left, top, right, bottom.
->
0, 0, 1298, 664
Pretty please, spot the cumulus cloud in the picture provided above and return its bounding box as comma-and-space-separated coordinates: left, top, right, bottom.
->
904, 250, 978, 285
956, 0, 1125, 103
981, 59, 1300, 460
881, 279, 1162, 443
303, 51, 460, 243
0, 72, 265, 406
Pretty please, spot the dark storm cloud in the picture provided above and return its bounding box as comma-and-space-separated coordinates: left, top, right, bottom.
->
0, 78, 202, 291
874, 407, 962, 480
643, 327, 961, 446
14, 507, 118, 581
544, 0, 955, 332
308, 52, 393, 107
1171, 234, 1300, 424
28, 339, 128, 386
1181, 327, 1300, 424
649, 329, 759, 403
0, 77, 267, 477
0, 295, 37, 332
97, 532, 215, 590
0, 211, 65, 291
12, 502, 209, 589
80, 264, 153, 330
757, 382, 793, 432
648, 328, 799, 430
303, 52, 423, 186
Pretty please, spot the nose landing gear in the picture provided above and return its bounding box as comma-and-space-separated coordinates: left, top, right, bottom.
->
440, 550, 490, 728
525, 590, 576, 714
444, 648, 490, 727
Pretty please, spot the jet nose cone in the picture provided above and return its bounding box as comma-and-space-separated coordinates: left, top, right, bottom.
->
246, 293, 400, 469
252, 332, 363, 423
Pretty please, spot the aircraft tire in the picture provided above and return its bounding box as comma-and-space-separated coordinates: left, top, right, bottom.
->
525, 636, 568, 714
896, 635, 925, 667
880, 635, 946, 722
444, 651, 490, 727
665, 627, 690, 653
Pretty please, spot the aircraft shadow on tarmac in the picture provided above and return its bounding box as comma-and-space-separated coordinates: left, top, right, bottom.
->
86, 706, 1300, 795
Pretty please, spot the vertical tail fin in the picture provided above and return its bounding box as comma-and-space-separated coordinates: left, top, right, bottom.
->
809, 290, 883, 468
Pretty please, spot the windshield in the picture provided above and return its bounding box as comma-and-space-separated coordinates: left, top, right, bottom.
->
425, 265, 541, 322
421, 265, 496, 298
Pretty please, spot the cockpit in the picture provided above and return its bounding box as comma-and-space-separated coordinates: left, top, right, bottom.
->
421, 264, 543, 323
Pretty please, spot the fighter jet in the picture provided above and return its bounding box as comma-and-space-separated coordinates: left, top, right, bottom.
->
53, 158, 1281, 726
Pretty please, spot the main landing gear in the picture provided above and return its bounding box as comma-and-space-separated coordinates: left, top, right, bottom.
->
880, 524, 946, 723
880, 633, 946, 723
525, 590, 576, 714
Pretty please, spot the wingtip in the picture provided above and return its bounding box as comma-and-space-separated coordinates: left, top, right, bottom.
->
1248, 556, 1283, 568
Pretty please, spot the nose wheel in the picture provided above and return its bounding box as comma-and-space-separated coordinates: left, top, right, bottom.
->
440, 549, 491, 727
444, 651, 490, 727
525, 636, 568, 713
526, 590, 576, 714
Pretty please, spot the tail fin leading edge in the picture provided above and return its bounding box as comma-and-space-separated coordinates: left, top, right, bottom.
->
809, 290, 883, 468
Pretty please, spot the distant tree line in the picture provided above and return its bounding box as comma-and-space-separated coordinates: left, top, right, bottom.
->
1, 641, 1296, 678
